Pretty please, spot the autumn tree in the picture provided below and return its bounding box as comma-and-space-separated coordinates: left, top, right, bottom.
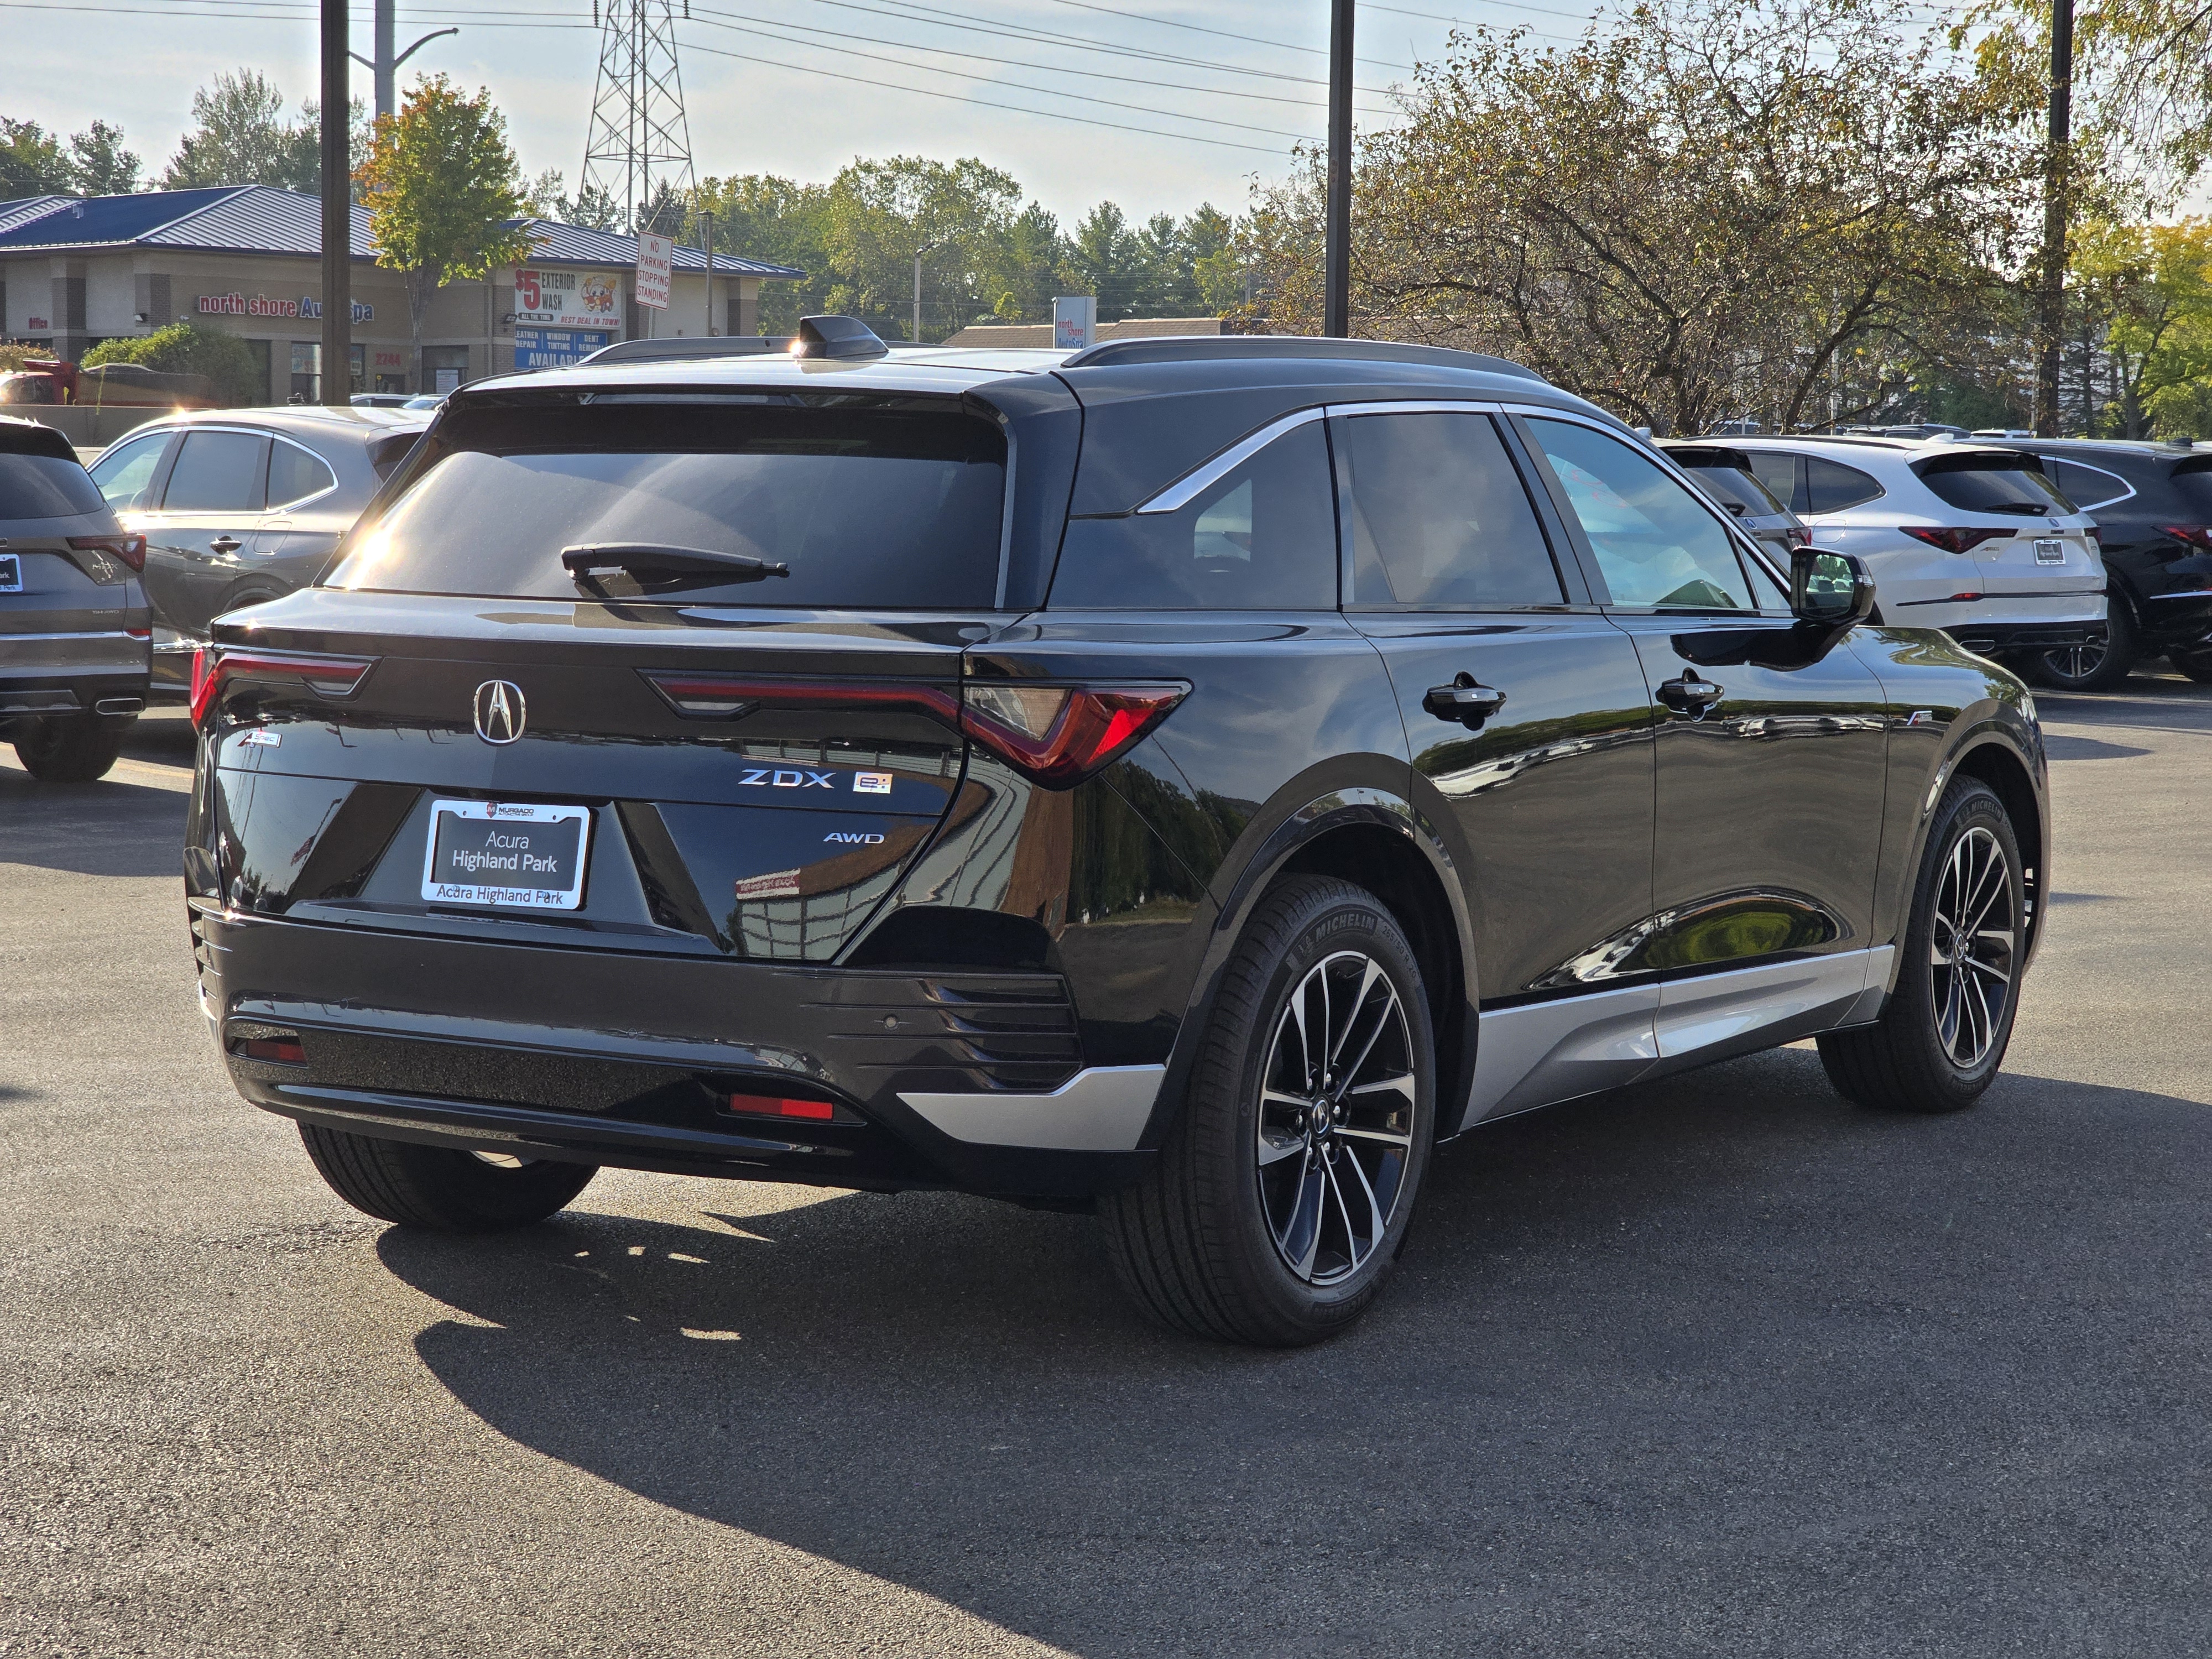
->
356, 76, 531, 392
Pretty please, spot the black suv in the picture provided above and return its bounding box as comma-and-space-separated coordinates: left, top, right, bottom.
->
1948, 437, 2212, 690
185, 325, 2049, 1345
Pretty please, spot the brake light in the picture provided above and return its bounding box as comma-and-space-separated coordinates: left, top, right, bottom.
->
2159, 525, 2212, 550
189, 647, 375, 728
1903, 526, 2014, 554
69, 533, 146, 572
639, 673, 1186, 787
962, 684, 1187, 786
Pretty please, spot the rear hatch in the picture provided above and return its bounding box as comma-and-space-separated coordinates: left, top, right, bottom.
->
1912, 449, 2104, 608
0, 435, 143, 713
194, 390, 1008, 963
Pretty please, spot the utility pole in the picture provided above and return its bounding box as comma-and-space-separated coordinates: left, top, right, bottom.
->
914, 248, 925, 344
702, 207, 714, 336
347, 0, 457, 122
2036, 0, 2074, 436
1324, 0, 1354, 338
320, 0, 351, 406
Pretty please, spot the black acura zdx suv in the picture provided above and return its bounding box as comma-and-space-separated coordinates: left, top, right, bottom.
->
185, 324, 2049, 1345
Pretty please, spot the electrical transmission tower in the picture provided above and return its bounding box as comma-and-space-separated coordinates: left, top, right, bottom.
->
579, 0, 696, 233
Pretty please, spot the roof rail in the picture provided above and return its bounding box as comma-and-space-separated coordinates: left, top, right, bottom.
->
580, 335, 783, 366
1059, 333, 1548, 381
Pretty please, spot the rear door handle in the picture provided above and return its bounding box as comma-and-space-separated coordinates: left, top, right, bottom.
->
1423, 676, 1507, 728
1657, 674, 1725, 712
208, 536, 243, 555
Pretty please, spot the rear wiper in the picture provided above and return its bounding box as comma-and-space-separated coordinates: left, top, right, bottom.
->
561, 542, 790, 593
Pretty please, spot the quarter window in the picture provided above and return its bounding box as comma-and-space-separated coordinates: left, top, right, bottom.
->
2052, 460, 2129, 510
87, 429, 171, 511
1339, 410, 1565, 607
1526, 418, 1754, 611
1745, 450, 1802, 512
1804, 456, 1884, 513
265, 439, 338, 508
1049, 420, 1337, 610
161, 430, 268, 513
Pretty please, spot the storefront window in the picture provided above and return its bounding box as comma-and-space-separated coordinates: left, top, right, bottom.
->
289, 341, 320, 404
348, 342, 366, 397
422, 346, 470, 394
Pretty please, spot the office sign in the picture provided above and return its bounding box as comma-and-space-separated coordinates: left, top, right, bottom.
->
195, 293, 374, 322
635, 233, 672, 311
1053, 295, 1097, 351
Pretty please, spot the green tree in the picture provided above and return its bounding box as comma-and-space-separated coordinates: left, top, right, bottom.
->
0, 118, 72, 197
692, 173, 834, 329
81, 323, 263, 407
356, 76, 531, 393
2077, 218, 2212, 435
66, 121, 139, 195
1061, 202, 1142, 321
820, 155, 1033, 340
159, 69, 366, 196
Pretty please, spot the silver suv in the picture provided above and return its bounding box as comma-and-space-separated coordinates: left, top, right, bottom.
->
0, 416, 149, 781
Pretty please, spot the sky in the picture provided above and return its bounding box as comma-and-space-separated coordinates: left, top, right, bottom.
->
0, 0, 1616, 227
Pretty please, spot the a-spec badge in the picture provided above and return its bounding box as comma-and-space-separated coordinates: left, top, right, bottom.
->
854, 771, 893, 795
474, 680, 525, 745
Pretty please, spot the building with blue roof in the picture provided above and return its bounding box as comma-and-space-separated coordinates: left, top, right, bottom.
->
0, 186, 803, 399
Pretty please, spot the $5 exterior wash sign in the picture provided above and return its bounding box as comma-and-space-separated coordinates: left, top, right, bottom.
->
197, 293, 374, 321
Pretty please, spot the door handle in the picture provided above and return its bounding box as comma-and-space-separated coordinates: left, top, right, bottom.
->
1423, 675, 1507, 728
208, 536, 242, 554
1657, 673, 1725, 712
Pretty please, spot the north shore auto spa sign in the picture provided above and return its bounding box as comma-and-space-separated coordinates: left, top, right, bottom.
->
197, 293, 375, 322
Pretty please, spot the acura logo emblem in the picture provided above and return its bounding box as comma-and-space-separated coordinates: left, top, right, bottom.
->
473, 680, 525, 744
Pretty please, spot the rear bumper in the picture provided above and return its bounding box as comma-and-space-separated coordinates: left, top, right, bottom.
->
192, 902, 1157, 1201
0, 658, 149, 723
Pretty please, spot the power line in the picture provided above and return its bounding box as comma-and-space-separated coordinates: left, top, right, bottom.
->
1021, 0, 1418, 72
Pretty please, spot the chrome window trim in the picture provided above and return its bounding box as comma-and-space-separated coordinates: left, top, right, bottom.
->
0, 628, 138, 642
264, 434, 342, 514
1133, 406, 1328, 515
2053, 458, 2135, 510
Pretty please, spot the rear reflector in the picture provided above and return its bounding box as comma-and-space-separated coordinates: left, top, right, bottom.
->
725, 1093, 837, 1121
238, 1037, 306, 1065
191, 647, 375, 728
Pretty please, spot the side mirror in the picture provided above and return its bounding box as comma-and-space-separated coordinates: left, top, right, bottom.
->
1791, 549, 1875, 627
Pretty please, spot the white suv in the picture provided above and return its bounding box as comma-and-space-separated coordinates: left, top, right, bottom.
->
1733, 436, 2107, 664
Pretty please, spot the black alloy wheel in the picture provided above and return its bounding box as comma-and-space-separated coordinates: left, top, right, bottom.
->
1818, 778, 2024, 1113
1099, 875, 1435, 1346
1256, 950, 1421, 1286
12, 712, 126, 782
2031, 599, 2135, 691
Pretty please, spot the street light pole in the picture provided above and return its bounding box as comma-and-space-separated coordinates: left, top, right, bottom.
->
1324, 0, 1355, 338
914, 248, 925, 344
347, 0, 458, 122
320, 0, 351, 407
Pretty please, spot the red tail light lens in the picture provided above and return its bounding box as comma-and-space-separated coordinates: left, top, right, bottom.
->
189, 648, 375, 728
639, 673, 1186, 788
961, 684, 1187, 786
69, 533, 147, 572
2158, 525, 2212, 550
1903, 526, 2015, 554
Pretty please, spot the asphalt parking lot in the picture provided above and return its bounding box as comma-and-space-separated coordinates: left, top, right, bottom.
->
4, 688, 2210, 1658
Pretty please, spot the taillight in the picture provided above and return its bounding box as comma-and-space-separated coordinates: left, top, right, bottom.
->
2158, 525, 2212, 550
639, 673, 1186, 787
69, 533, 146, 572
189, 647, 375, 728
1903, 527, 2014, 554
962, 684, 1186, 786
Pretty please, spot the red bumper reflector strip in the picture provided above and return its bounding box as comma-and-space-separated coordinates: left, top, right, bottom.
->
726, 1093, 837, 1120
239, 1038, 306, 1065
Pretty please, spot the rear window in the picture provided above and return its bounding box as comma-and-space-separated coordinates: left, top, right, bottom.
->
0, 452, 106, 519
1917, 455, 2073, 514
330, 400, 1008, 608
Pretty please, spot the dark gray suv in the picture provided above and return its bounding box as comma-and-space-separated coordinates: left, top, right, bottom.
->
0, 416, 148, 782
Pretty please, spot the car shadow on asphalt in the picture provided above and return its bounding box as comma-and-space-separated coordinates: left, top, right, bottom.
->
374, 1047, 2212, 1655
0, 770, 186, 878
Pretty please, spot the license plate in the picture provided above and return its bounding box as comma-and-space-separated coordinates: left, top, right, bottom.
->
2034, 538, 2066, 565
0, 554, 19, 593
421, 800, 591, 910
